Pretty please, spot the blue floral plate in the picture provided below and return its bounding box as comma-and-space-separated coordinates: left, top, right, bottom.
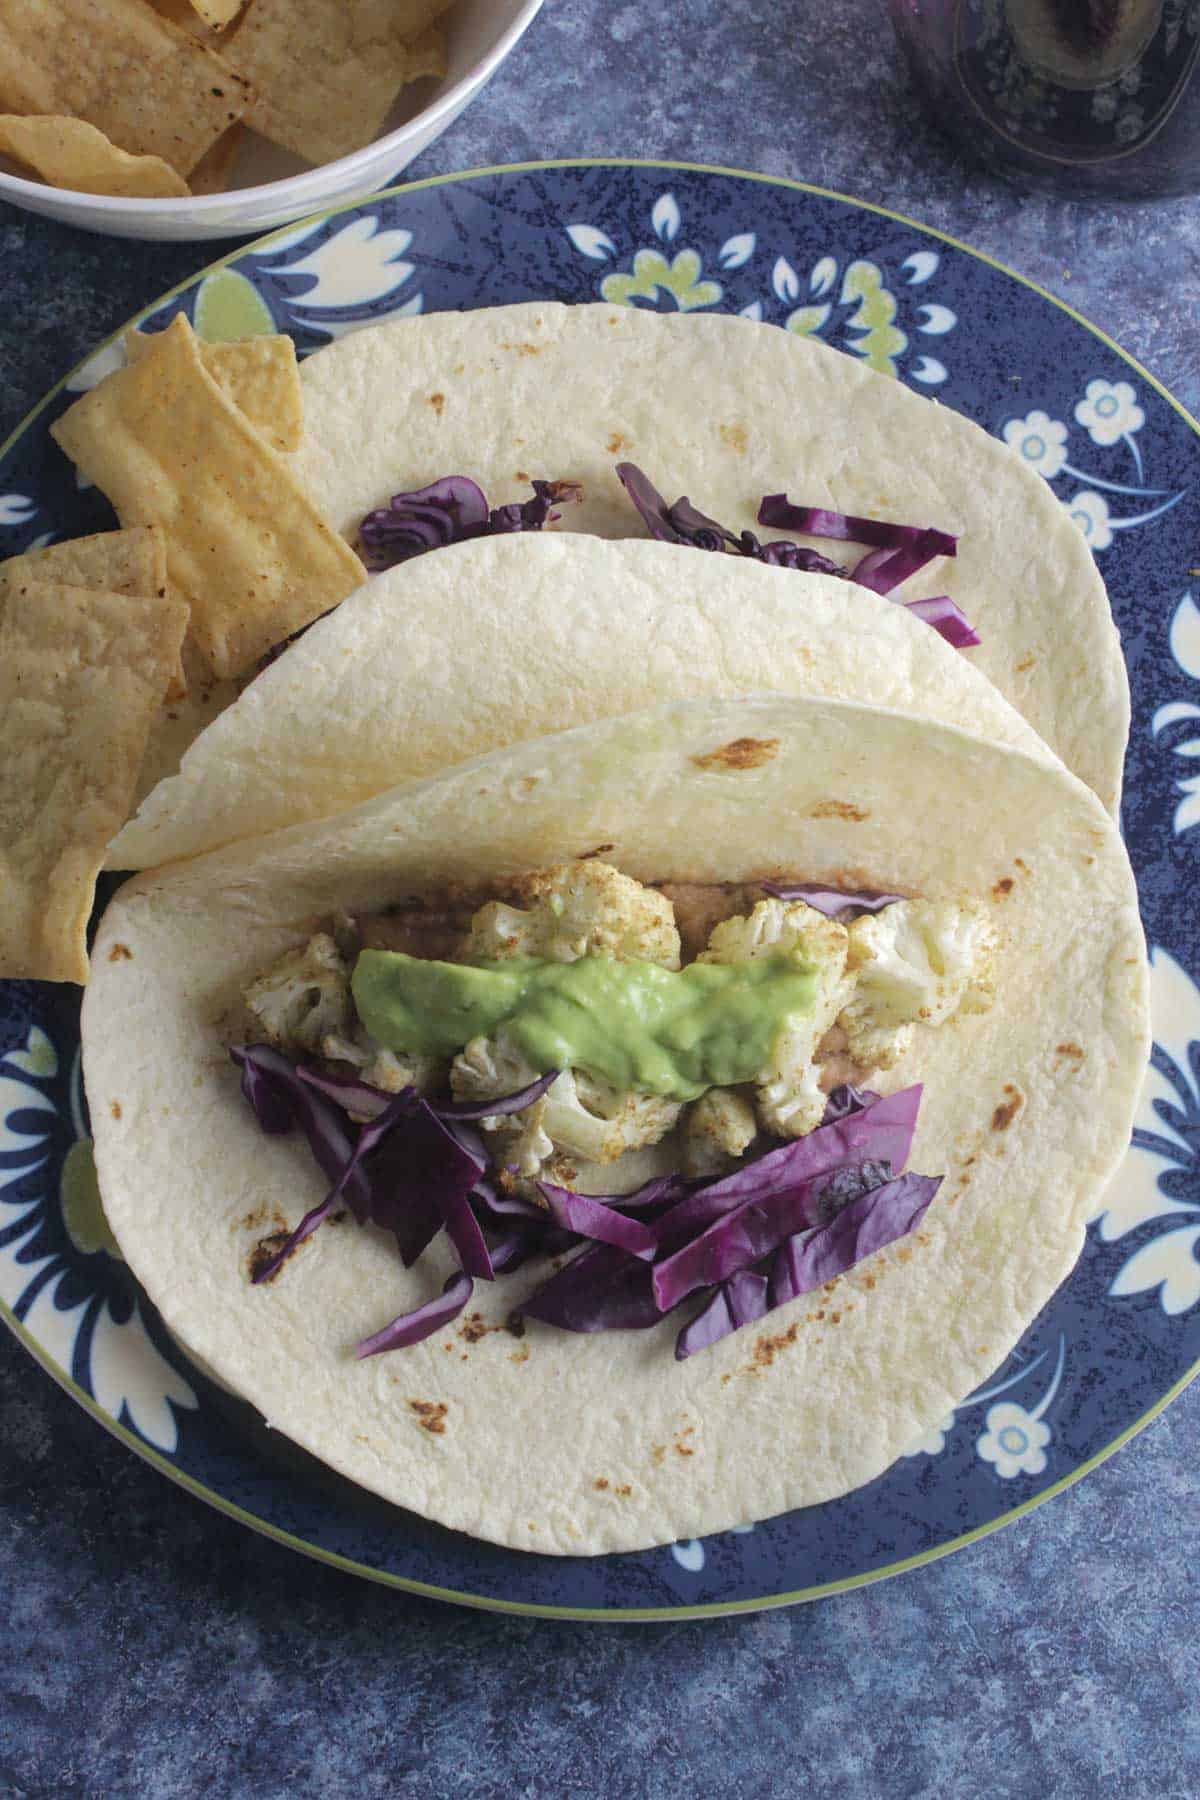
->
3, 161, 1199, 1620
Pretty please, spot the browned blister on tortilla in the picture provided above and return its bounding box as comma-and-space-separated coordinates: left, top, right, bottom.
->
220, 0, 451, 165
0, 580, 188, 984
50, 314, 365, 680
0, 0, 253, 177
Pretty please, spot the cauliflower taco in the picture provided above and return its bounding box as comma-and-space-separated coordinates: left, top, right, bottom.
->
83, 694, 1149, 1554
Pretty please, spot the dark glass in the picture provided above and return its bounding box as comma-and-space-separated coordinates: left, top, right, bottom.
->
888, 0, 1200, 197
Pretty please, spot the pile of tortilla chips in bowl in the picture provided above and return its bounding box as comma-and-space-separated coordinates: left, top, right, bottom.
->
3, 298, 1152, 1557
0, 0, 544, 240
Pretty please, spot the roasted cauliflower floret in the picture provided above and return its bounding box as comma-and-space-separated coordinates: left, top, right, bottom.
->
681, 1088, 758, 1179
244, 933, 354, 1054
466, 861, 681, 968
838, 898, 998, 1072
320, 1032, 442, 1096
450, 1032, 681, 1178
699, 900, 852, 1140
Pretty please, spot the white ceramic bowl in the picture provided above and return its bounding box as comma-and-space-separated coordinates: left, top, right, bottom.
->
0, 0, 543, 242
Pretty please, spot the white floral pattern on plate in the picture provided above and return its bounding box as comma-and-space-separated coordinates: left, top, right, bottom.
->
1000, 377, 1186, 552
0, 1025, 196, 1453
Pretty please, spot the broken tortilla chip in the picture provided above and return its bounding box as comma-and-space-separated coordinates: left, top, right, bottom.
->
0, 115, 189, 198
0, 579, 188, 984
186, 124, 243, 194
50, 314, 366, 680
221, 0, 453, 165
124, 328, 303, 454
0, 525, 184, 699
185, 0, 243, 26
0, 1, 252, 177
402, 26, 450, 85
0, 526, 166, 599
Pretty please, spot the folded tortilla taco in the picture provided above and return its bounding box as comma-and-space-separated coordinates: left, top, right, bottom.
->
107, 532, 1054, 870
285, 302, 1126, 812
84, 694, 1148, 1554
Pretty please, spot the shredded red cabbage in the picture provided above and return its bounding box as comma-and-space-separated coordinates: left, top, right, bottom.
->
675, 1269, 771, 1360
359, 477, 582, 571
903, 595, 983, 649
651, 1155, 896, 1312
760, 880, 905, 918
757, 496, 958, 561
356, 1273, 475, 1360
616, 462, 844, 574
537, 1183, 659, 1259
767, 1172, 941, 1308
235, 1040, 937, 1360
614, 464, 977, 646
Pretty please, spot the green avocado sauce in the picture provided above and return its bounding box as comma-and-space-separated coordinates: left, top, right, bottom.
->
351, 949, 820, 1102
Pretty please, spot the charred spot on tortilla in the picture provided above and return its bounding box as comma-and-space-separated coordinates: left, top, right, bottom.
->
719, 423, 748, 454
428, 393, 446, 415
107, 943, 133, 961
109, 1101, 122, 1120
249, 1230, 297, 1283
691, 737, 780, 772
804, 800, 870, 822
991, 1088, 1025, 1132
409, 1400, 448, 1435
992, 877, 1014, 898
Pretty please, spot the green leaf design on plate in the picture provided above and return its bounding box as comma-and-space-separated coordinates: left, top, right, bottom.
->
838, 260, 907, 376
601, 248, 722, 313
61, 1138, 121, 1260
192, 270, 274, 343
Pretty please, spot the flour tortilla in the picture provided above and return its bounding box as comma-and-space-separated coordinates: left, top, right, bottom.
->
107, 534, 1053, 869
290, 302, 1128, 813
85, 695, 1148, 1554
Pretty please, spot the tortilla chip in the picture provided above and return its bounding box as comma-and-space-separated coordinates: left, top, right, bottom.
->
0, 525, 185, 699
51, 315, 366, 680
0, 526, 166, 599
0, 1, 252, 177
402, 26, 449, 84
0, 114, 190, 198
125, 329, 303, 454
222, 0, 454, 165
186, 124, 243, 194
0, 579, 188, 984
185, 0, 243, 26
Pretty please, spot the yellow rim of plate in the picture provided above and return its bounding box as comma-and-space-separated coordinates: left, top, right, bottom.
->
2, 157, 1197, 1621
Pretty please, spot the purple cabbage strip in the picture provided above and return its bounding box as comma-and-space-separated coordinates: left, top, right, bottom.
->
760, 880, 904, 919
295, 1064, 395, 1120
517, 1241, 663, 1333
675, 1269, 772, 1360
488, 1230, 538, 1275
488, 478, 584, 533
649, 1086, 923, 1256
757, 496, 958, 560
536, 1183, 659, 1259
652, 1157, 896, 1312
356, 1272, 475, 1360
435, 1071, 560, 1120
360, 476, 489, 569
822, 1084, 880, 1122
903, 595, 983, 649
359, 476, 581, 573
768, 1172, 941, 1309
231, 1045, 371, 1222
